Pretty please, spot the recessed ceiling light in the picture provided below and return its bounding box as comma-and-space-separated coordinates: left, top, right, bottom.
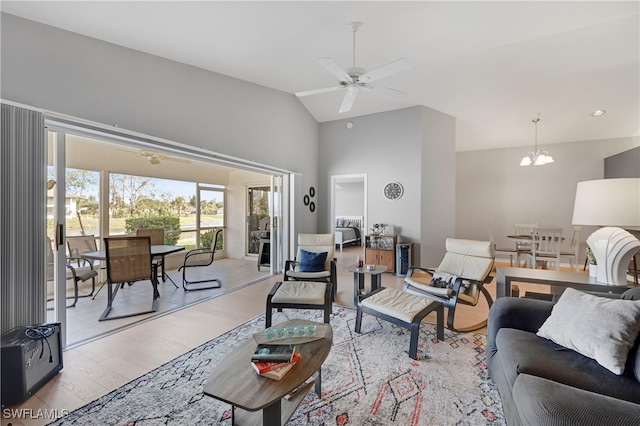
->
591, 109, 606, 117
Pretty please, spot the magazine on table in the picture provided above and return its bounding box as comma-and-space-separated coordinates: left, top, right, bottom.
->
252, 351, 301, 375
251, 343, 295, 363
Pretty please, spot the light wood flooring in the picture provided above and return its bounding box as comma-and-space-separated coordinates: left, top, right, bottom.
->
3, 246, 582, 426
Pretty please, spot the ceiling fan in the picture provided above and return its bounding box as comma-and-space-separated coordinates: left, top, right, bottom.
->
295, 22, 411, 113
136, 149, 191, 165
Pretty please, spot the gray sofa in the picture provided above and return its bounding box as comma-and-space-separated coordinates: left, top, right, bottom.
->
487, 290, 640, 425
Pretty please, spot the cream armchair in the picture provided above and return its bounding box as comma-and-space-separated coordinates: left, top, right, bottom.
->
403, 238, 495, 332
266, 234, 336, 327
283, 233, 337, 301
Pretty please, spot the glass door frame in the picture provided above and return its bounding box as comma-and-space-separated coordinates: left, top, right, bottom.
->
197, 183, 226, 255
270, 175, 283, 274
47, 128, 69, 346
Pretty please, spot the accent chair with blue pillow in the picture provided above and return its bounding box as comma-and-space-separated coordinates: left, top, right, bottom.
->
265, 234, 336, 328
284, 233, 337, 299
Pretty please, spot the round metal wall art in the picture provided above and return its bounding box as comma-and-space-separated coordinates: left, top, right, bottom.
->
305, 187, 316, 212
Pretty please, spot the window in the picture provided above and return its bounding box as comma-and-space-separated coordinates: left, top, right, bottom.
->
108, 174, 225, 250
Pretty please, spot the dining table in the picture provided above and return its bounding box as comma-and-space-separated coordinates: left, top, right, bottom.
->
82, 245, 185, 286
82, 244, 185, 321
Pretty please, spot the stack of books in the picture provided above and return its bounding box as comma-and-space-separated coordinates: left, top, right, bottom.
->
251, 344, 300, 380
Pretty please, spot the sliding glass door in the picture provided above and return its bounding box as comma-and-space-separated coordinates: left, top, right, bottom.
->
46, 129, 69, 345
247, 186, 271, 256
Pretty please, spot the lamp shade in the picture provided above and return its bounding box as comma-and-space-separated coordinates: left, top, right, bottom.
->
572, 178, 640, 285
572, 178, 640, 227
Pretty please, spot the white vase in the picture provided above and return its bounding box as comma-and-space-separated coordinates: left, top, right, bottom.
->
589, 264, 597, 277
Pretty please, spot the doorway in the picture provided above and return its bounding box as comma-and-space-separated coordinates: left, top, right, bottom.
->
331, 174, 367, 233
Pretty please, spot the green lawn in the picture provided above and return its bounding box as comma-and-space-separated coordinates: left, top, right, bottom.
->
60, 214, 224, 250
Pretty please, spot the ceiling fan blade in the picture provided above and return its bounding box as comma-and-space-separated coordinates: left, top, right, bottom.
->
295, 85, 344, 97
359, 58, 410, 83
318, 58, 353, 83
362, 84, 407, 101
339, 87, 359, 113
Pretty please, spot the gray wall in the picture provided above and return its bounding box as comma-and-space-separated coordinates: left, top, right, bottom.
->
457, 136, 640, 264
335, 182, 364, 217
605, 146, 640, 178
318, 106, 456, 266
420, 106, 456, 266
1, 13, 320, 236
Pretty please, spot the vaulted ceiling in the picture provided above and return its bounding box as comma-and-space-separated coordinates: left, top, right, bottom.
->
2, 1, 638, 152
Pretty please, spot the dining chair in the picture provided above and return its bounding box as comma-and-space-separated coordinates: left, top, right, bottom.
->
66, 235, 101, 299
136, 228, 177, 288
559, 226, 581, 272
488, 229, 518, 267
100, 236, 159, 321
514, 223, 538, 267
526, 228, 563, 270
47, 236, 98, 309
178, 228, 223, 291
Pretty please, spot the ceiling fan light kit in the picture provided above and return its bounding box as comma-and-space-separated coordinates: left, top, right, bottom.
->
295, 21, 411, 113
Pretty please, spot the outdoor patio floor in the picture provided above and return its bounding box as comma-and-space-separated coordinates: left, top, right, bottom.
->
48, 257, 271, 347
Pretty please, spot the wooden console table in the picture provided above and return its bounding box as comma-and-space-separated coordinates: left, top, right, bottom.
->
496, 267, 636, 299
203, 319, 332, 425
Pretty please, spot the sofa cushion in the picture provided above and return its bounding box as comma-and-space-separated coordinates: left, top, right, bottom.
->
513, 374, 640, 425
536, 288, 640, 375
495, 328, 640, 404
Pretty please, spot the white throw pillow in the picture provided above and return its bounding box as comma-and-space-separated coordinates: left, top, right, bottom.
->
537, 288, 640, 375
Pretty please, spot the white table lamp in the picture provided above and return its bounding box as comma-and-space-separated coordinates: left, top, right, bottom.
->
572, 178, 640, 285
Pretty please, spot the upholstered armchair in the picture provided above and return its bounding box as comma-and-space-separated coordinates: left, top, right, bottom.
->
266, 234, 337, 327
403, 238, 495, 332
283, 233, 337, 301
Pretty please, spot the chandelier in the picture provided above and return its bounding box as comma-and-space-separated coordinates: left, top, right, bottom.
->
519, 115, 554, 166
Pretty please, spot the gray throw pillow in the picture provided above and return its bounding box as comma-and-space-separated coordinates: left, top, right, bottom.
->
537, 288, 640, 375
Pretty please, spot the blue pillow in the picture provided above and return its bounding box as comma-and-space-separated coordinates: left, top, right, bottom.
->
298, 249, 328, 272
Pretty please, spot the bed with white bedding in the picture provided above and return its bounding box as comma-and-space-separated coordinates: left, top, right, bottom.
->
335, 215, 363, 251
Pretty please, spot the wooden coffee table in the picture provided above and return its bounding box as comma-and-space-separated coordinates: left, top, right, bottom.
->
203, 319, 333, 425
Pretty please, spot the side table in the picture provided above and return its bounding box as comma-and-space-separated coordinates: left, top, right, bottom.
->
348, 264, 388, 306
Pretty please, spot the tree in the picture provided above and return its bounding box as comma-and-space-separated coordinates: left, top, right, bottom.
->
67, 169, 97, 198
171, 196, 187, 216
109, 174, 154, 217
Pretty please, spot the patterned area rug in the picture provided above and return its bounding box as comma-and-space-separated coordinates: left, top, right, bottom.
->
49, 307, 504, 425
